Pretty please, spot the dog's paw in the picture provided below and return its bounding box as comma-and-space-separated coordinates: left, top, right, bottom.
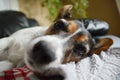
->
44, 68, 66, 80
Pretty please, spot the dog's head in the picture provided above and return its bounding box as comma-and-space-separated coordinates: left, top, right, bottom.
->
25, 4, 113, 74
25, 35, 65, 73
25, 20, 113, 74
45, 4, 113, 63
45, 18, 113, 63
25, 28, 86, 73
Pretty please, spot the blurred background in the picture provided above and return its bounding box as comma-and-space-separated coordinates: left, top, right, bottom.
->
0, 0, 120, 37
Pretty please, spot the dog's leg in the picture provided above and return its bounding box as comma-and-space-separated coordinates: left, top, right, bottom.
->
0, 37, 13, 54
0, 37, 14, 60
0, 38, 15, 71
0, 60, 14, 72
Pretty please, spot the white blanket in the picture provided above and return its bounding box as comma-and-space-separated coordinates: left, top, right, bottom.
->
61, 36, 120, 80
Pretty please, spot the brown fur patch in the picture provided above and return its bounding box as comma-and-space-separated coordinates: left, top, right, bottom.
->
77, 35, 88, 42
68, 21, 77, 34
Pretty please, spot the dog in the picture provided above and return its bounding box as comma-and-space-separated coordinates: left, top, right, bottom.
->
45, 18, 113, 63
45, 4, 113, 63
0, 5, 113, 80
0, 5, 75, 72
24, 4, 113, 73
23, 19, 113, 80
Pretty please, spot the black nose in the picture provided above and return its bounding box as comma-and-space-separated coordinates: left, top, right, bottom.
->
54, 20, 69, 32
31, 41, 55, 64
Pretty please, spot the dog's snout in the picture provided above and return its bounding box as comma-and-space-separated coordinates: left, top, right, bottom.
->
31, 41, 55, 64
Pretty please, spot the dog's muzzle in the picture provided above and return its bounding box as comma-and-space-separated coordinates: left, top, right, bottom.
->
25, 35, 65, 73
30, 40, 56, 65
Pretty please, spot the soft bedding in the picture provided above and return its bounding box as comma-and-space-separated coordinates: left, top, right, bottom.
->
75, 47, 120, 80
67, 35, 120, 80
0, 35, 120, 80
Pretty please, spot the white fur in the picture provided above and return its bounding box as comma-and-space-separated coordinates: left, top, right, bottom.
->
0, 26, 48, 71
0, 26, 74, 72
25, 35, 66, 73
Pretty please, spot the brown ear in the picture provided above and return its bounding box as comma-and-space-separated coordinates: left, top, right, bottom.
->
54, 4, 73, 21
92, 38, 113, 55
45, 5, 73, 35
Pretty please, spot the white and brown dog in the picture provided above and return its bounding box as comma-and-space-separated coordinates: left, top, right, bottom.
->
0, 5, 113, 79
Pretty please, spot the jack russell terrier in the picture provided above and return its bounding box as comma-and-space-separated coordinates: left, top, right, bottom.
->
45, 5, 113, 63
0, 5, 113, 80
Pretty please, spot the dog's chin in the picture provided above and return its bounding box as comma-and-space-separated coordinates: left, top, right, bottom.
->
24, 59, 45, 73
24, 58, 66, 80
24, 56, 62, 74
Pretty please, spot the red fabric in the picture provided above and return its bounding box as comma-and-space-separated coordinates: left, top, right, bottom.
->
0, 66, 44, 80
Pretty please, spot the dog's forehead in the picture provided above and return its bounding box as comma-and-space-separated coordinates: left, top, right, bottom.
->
76, 35, 89, 42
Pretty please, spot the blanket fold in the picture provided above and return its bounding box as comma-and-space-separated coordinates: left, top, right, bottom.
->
0, 48, 120, 80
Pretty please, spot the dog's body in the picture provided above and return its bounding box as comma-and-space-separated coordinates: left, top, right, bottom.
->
0, 27, 48, 71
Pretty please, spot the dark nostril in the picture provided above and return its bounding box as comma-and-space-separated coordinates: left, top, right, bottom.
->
73, 44, 86, 55
31, 41, 55, 64
54, 21, 64, 29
